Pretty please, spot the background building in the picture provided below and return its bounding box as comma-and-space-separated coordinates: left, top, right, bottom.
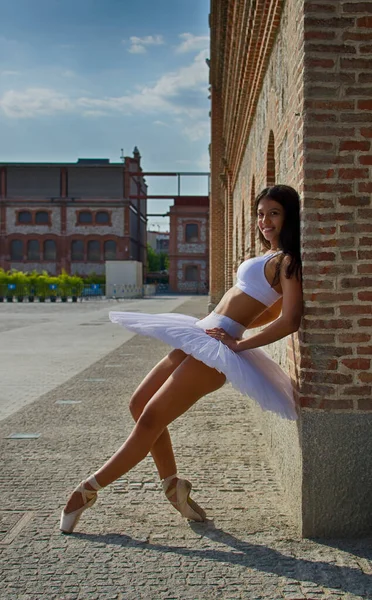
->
0, 147, 147, 276
169, 196, 209, 293
147, 230, 170, 254
210, 0, 372, 536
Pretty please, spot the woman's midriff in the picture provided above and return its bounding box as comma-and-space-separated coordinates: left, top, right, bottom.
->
213, 286, 269, 328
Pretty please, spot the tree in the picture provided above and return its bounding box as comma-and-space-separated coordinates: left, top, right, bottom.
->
147, 244, 160, 272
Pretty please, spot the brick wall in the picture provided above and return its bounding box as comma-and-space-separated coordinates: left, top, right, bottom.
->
301, 0, 372, 412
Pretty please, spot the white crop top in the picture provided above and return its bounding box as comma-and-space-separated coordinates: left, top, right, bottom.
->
235, 252, 283, 307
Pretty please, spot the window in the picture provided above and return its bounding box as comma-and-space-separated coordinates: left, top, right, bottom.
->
78, 211, 93, 224
27, 240, 40, 260
35, 211, 49, 225
185, 223, 199, 243
18, 211, 32, 224
104, 240, 117, 260
10, 239, 23, 260
71, 240, 84, 261
87, 240, 100, 261
96, 211, 109, 224
185, 265, 198, 282
44, 240, 56, 261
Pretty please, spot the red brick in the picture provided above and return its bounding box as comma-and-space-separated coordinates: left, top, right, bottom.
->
359, 155, 372, 165
359, 372, 372, 383
303, 372, 352, 384
357, 399, 372, 410
342, 358, 370, 370
360, 237, 372, 246
358, 290, 372, 299
305, 30, 337, 40
306, 318, 352, 329
310, 292, 353, 302
357, 16, 372, 27
306, 100, 354, 111
343, 386, 371, 396
305, 58, 336, 68
305, 17, 355, 28
341, 250, 357, 260
358, 318, 372, 327
341, 223, 372, 233
358, 100, 372, 110
359, 182, 372, 192
302, 252, 336, 262
358, 345, 372, 354
359, 209, 372, 219
339, 333, 370, 343
360, 45, 372, 53
360, 127, 372, 137
339, 196, 370, 206
343, 3, 372, 13
343, 32, 372, 42
340, 304, 372, 315
339, 168, 369, 179
320, 399, 354, 410
339, 140, 370, 151
307, 3, 337, 13
342, 57, 372, 69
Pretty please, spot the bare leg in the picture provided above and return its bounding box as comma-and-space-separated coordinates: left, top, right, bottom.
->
64, 356, 226, 513
128, 349, 187, 480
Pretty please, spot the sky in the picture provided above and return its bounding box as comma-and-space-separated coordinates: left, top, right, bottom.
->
0, 0, 210, 230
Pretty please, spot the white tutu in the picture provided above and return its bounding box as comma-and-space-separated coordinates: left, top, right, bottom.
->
109, 310, 298, 421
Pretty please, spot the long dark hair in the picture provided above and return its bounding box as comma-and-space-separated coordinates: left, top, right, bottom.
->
254, 184, 302, 283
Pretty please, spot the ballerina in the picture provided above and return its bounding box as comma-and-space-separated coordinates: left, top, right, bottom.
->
60, 184, 303, 533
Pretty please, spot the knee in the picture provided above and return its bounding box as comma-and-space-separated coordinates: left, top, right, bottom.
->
136, 405, 164, 434
129, 393, 143, 421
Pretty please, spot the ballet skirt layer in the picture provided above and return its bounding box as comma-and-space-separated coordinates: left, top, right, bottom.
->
109, 310, 298, 421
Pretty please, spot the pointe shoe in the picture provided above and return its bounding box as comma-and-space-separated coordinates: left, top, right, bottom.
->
60, 474, 102, 534
162, 474, 206, 522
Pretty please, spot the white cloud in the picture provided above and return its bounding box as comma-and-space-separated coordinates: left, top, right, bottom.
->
0, 70, 19, 77
176, 33, 209, 54
128, 44, 146, 54
0, 51, 210, 145
0, 88, 73, 118
126, 34, 164, 54
182, 120, 209, 142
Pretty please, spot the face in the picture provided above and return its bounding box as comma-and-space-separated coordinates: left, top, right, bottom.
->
257, 197, 285, 245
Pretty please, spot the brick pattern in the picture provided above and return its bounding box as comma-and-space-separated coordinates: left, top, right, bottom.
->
210, 0, 372, 413
301, 0, 372, 411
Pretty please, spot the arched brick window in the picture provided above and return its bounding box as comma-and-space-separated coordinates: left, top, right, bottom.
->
87, 240, 100, 261
18, 211, 32, 224
27, 240, 40, 260
10, 239, 23, 260
35, 211, 49, 225
71, 240, 84, 261
96, 211, 109, 224
185, 223, 198, 243
44, 240, 56, 260
266, 131, 276, 186
104, 240, 117, 260
78, 211, 93, 224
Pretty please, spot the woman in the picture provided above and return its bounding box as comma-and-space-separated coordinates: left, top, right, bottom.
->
60, 184, 303, 534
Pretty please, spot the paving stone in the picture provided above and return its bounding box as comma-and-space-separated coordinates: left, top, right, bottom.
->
0, 297, 371, 600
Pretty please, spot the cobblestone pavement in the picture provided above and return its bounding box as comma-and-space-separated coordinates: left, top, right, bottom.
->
1, 297, 372, 600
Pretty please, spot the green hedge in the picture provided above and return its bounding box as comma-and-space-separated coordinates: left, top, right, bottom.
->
0, 269, 84, 298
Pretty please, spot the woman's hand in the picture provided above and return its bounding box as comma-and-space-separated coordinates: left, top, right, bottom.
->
205, 328, 240, 352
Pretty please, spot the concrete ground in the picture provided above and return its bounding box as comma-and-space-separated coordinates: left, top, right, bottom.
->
0, 296, 371, 600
